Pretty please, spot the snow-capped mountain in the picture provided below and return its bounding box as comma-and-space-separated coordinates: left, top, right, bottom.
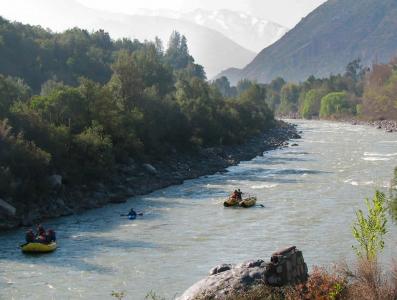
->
181, 9, 289, 52
131, 8, 289, 52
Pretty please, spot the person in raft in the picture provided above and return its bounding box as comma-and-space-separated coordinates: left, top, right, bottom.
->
231, 189, 243, 201
25, 225, 56, 244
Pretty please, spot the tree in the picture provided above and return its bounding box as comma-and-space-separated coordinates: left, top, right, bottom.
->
212, 77, 236, 98
0, 75, 31, 117
165, 31, 193, 70
278, 83, 300, 114
300, 89, 327, 119
319, 92, 352, 118
352, 191, 388, 260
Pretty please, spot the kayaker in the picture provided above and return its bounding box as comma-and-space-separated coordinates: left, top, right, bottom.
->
128, 208, 137, 219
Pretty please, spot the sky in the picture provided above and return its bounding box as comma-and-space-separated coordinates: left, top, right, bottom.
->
76, 0, 327, 28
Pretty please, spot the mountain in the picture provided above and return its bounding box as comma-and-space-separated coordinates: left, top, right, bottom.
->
218, 0, 397, 84
131, 9, 289, 53
0, 0, 255, 78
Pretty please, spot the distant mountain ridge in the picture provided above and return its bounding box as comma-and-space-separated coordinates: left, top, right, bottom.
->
218, 0, 397, 84
131, 8, 289, 53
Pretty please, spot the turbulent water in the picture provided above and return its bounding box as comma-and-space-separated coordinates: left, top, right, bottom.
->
1, 120, 397, 300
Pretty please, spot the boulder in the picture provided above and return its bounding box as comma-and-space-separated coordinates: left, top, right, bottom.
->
178, 261, 267, 300
0, 198, 16, 216
209, 264, 234, 275
178, 247, 308, 300
143, 163, 158, 175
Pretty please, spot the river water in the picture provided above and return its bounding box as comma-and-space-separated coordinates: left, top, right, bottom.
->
1, 120, 397, 300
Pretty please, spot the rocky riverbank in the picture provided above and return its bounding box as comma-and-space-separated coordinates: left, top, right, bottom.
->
0, 121, 300, 231
350, 119, 397, 132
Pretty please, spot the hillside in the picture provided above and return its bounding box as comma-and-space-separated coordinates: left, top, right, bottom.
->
219, 0, 397, 84
0, 0, 255, 78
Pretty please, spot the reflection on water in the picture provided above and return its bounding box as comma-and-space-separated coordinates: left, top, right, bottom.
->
0, 120, 396, 299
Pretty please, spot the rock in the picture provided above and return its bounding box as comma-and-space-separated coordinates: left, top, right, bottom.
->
0, 198, 16, 216
178, 261, 267, 300
48, 175, 62, 189
209, 264, 234, 275
143, 163, 158, 175
291, 143, 299, 147
178, 247, 308, 300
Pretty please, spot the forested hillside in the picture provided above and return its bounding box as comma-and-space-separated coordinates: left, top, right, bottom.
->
219, 0, 397, 84
0, 18, 274, 212
0, 16, 140, 91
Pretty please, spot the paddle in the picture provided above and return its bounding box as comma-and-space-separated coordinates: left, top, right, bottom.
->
120, 212, 143, 217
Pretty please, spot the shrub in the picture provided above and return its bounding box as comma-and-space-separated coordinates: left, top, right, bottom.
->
352, 191, 388, 260
342, 259, 397, 300
285, 266, 347, 300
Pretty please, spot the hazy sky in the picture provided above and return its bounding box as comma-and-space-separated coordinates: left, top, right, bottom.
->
76, 0, 327, 27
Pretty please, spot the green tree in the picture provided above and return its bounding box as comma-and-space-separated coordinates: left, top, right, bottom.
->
352, 191, 388, 260
319, 92, 352, 118
300, 89, 327, 119
0, 75, 31, 117
278, 83, 300, 114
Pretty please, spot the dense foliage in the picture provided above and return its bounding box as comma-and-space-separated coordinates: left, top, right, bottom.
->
0, 19, 274, 207
224, 58, 396, 121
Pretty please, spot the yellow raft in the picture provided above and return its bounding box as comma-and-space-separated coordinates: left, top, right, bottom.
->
239, 197, 257, 208
223, 197, 240, 207
21, 242, 57, 253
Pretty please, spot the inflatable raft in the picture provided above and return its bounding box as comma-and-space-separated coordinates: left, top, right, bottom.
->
239, 197, 257, 208
21, 242, 57, 253
223, 197, 240, 207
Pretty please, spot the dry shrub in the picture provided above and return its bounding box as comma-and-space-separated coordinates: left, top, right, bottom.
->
285, 266, 347, 300
342, 259, 397, 300
224, 285, 285, 300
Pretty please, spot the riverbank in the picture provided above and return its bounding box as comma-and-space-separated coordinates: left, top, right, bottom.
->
279, 114, 397, 132
0, 121, 300, 231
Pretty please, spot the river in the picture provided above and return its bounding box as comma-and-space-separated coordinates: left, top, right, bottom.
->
1, 120, 397, 299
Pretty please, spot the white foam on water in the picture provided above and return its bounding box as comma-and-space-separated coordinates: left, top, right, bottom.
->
344, 179, 374, 186
362, 157, 390, 161
364, 152, 397, 157
251, 183, 278, 189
